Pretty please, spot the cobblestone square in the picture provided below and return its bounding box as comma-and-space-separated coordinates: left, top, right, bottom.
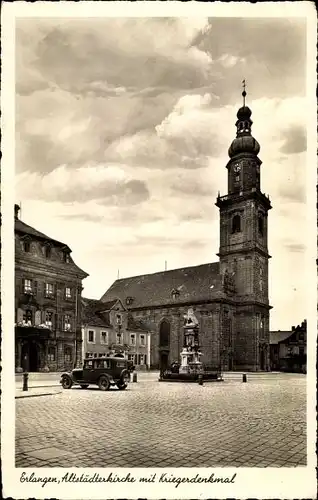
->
16, 373, 307, 468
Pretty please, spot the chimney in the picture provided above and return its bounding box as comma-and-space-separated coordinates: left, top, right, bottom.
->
291, 325, 295, 331
14, 204, 20, 220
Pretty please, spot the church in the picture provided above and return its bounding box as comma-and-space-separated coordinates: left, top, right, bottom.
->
101, 92, 272, 372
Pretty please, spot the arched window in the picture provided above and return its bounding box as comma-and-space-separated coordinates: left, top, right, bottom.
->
232, 214, 241, 233
159, 320, 170, 347
258, 215, 264, 236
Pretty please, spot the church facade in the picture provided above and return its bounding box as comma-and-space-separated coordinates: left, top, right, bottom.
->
101, 98, 272, 372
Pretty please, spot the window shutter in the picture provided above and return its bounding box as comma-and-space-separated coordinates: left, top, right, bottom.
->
17, 308, 24, 323
144, 355, 147, 366
34, 310, 41, 326
33, 280, 38, 296
138, 354, 141, 365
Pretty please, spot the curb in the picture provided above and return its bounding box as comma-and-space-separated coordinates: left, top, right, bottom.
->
16, 384, 61, 389
15, 390, 62, 399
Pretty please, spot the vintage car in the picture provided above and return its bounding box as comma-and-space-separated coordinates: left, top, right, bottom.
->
60, 356, 131, 391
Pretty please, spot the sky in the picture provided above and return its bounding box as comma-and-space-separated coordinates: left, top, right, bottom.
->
15, 16, 309, 330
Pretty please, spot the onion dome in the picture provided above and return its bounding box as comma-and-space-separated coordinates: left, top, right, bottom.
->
228, 81, 260, 158
228, 135, 260, 158
237, 106, 252, 120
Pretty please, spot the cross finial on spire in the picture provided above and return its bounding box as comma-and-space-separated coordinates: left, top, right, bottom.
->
242, 79, 247, 106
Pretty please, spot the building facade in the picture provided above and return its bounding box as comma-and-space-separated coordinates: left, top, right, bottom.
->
101, 97, 272, 372
82, 297, 150, 369
270, 320, 307, 373
15, 205, 88, 372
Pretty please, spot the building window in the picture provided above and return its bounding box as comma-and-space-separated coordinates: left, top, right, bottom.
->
23, 309, 32, 326
65, 287, 72, 299
101, 331, 108, 344
45, 311, 53, 328
116, 314, 122, 325
64, 315, 72, 331
130, 333, 136, 345
63, 251, 70, 263
24, 279, 33, 294
64, 346, 72, 362
48, 347, 56, 362
45, 245, 51, 258
88, 330, 95, 343
140, 334, 146, 346
256, 313, 261, 331
128, 354, 135, 362
139, 354, 145, 365
45, 283, 55, 298
23, 240, 31, 252
116, 332, 123, 344
232, 214, 241, 233
159, 320, 170, 347
171, 289, 180, 300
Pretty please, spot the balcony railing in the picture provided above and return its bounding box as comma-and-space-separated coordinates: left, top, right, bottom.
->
16, 321, 51, 329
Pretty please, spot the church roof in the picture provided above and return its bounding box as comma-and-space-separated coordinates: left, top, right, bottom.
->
100, 262, 223, 309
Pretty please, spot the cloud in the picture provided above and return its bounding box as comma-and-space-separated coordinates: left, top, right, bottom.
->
16, 18, 213, 97
217, 54, 246, 68
279, 125, 307, 154
16, 165, 149, 206
283, 243, 306, 253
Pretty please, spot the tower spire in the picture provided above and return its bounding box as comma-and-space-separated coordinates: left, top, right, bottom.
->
242, 79, 247, 107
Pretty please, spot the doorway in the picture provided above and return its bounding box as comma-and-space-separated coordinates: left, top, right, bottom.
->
260, 347, 265, 371
159, 352, 169, 373
228, 355, 233, 371
21, 341, 40, 372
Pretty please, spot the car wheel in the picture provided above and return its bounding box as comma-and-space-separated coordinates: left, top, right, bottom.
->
117, 369, 130, 390
61, 375, 73, 389
98, 376, 110, 391
80, 385, 89, 389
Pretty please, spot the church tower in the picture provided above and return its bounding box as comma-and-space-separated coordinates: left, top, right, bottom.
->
216, 84, 272, 371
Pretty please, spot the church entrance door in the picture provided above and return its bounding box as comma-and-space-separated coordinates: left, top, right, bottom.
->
159, 352, 169, 373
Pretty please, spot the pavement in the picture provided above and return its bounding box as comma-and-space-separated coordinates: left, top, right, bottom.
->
15, 371, 307, 468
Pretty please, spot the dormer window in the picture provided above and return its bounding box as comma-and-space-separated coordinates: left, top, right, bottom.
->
232, 214, 241, 233
116, 314, 122, 325
126, 297, 134, 306
23, 239, 31, 253
63, 251, 70, 263
171, 289, 180, 300
45, 245, 52, 258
